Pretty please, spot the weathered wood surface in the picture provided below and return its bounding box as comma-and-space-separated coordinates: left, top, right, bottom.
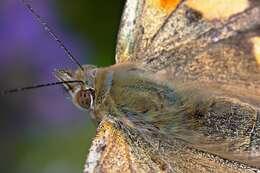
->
84, 0, 260, 172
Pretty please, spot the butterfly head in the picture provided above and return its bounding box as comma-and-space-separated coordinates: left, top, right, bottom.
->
54, 65, 97, 111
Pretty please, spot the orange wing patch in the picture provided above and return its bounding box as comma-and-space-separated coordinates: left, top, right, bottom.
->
250, 36, 260, 66
159, 0, 182, 13
186, 0, 249, 20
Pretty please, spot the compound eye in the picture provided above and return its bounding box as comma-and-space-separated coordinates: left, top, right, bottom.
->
75, 89, 94, 109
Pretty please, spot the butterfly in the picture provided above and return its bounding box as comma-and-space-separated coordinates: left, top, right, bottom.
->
80, 0, 260, 172
6, 0, 260, 172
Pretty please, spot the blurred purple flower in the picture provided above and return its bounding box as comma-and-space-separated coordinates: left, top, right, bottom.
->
0, 0, 89, 124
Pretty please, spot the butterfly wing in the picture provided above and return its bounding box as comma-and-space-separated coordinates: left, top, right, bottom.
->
116, 0, 260, 87
116, 0, 181, 64
84, 115, 259, 173
113, 0, 260, 171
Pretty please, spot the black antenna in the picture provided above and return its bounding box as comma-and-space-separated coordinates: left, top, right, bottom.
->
1, 80, 84, 95
21, 0, 84, 71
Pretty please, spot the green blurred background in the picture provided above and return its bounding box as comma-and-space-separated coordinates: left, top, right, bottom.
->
56, 0, 124, 66
0, 0, 124, 172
